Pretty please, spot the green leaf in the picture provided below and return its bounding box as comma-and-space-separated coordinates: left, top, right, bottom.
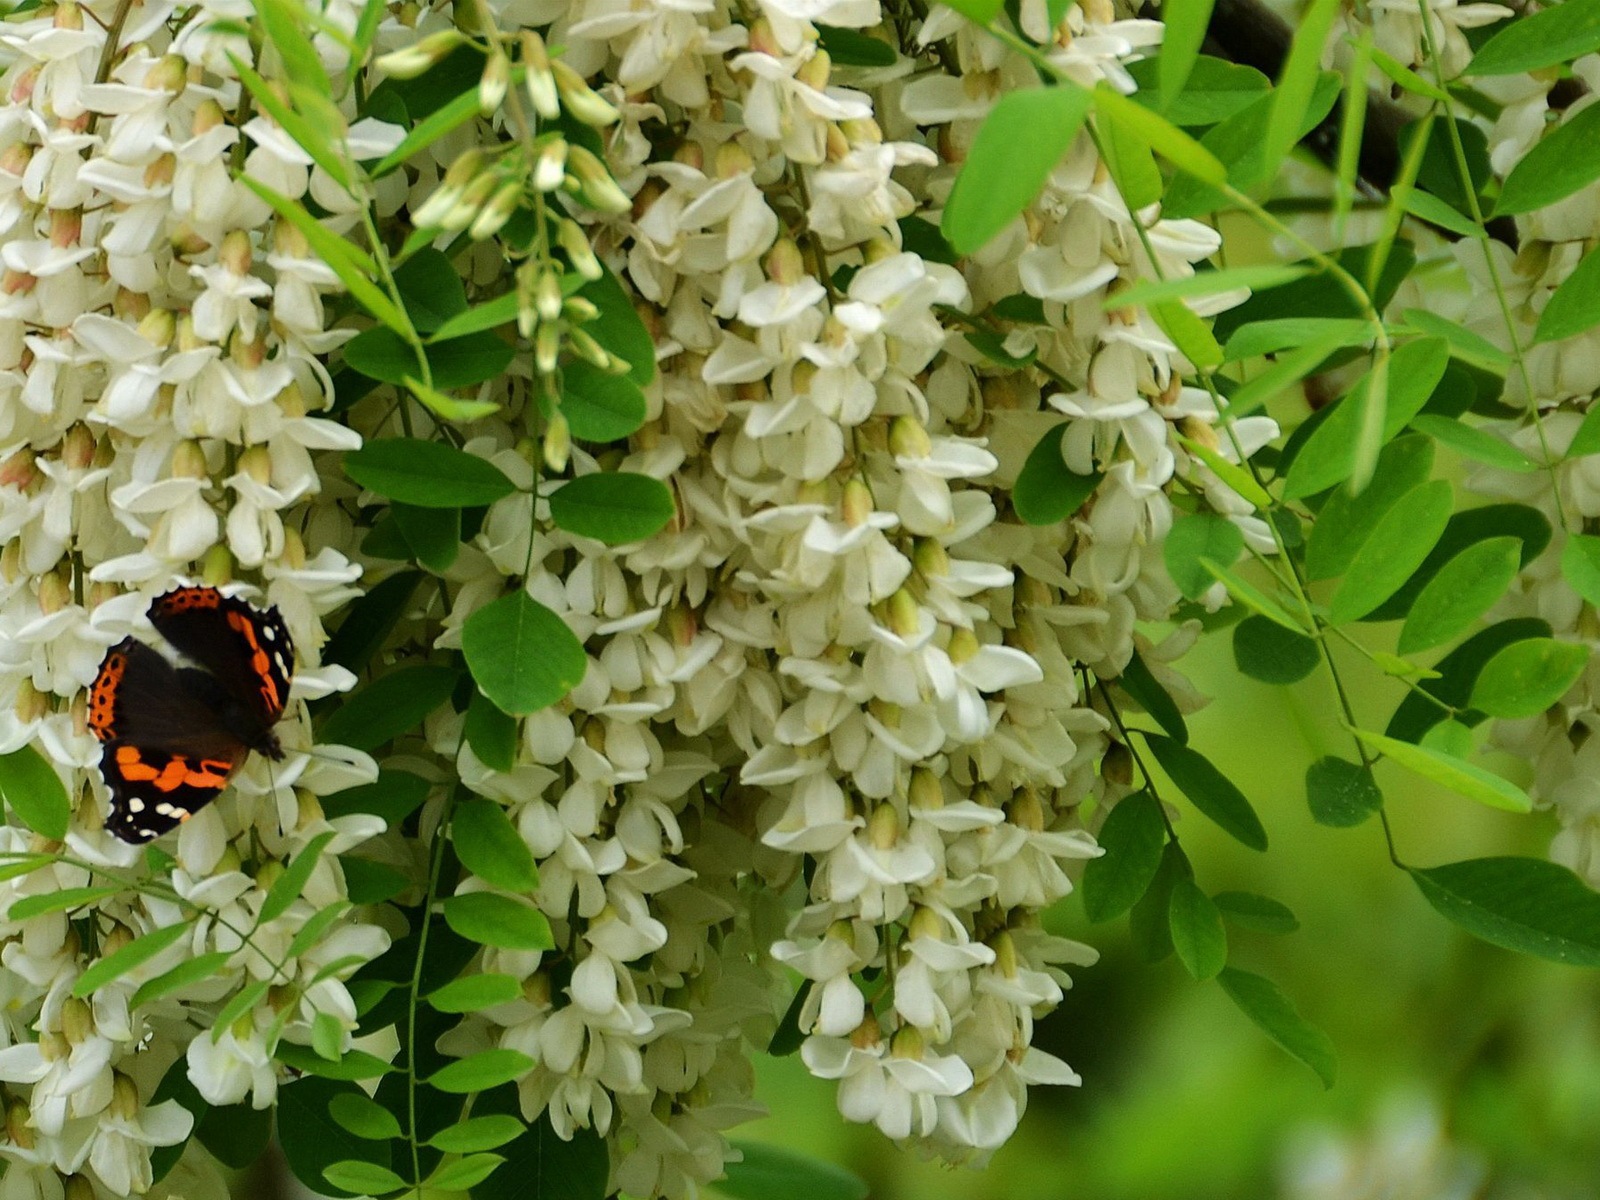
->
0, 745, 69, 839
1111, 267, 1312, 314
1168, 880, 1227, 980
1470, 637, 1588, 718
1367, 503, 1551, 622
278, 1078, 393, 1199
1221, 316, 1370, 361
1305, 434, 1434, 581
9, 886, 120, 921
328, 1091, 403, 1141
1409, 414, 1536, 473
1217, 968, 1336, 1087
1496, 103, 1600, 216
1202, 559, 1307, 634
323, 770, 430, 826
1165, 512, 1243, 600
373, 87, 480, 178
1013, 424, 1101, 525
130, 951, 234, 1008
428, 972, 523, 1014
1097, 106, 1163, 210
1284, 339, 1449, 499
1232, 615, 1319, 685
940, 0, 1003, 22
1411, 857, 1600, 966
1571, 406, 1600, 458
1387, 617, 1550, 743
1348, 727, 1532, 813
1258, 0, 1342, 185
1468, 0, 1600, 74
427, 1154, 506, 1192
1080, 792, 1166, 923
431, 291, 519, 341
1304, 756, 1383, 828
1129, 842, 1188, 963
1127, 55, 1270, 126
392, 502, 460, 572
942, 86, 1094, 255
231, 57, 350, 190
1398, 537, 1522, 654
392, 248, 467, 333
344, 439, 517, 508
341, 859, 408, 905
1150, 300, 1223, 369
1117, 652, 1189, 744
580, 269, 656, 385
1536, 246, 1600, 344
1226, 332, 1359, 415
464, 690, 519, 772
1213, 891, 1299, 933
1178, 435, 1274, 509
312, 1010, 342, 1061
1143, 732, 1268, 851
472, 1116, 609, 1200
323, 1161, 407, 1196
257, 0, 327, 96
1094, 84, 1228, 184
1563, 533, 1600, 608
71, 923, 188, 997
427, 1114, 527, 1153
1401, 309, 1509, 369
211, 980, 271, 1041
275, 1043, 396, 1081
441, 892, 554, 951
560, 359, 649, 442
318, 665, 459, 753
719, 1143, 870, 1200
815, 24, 896, 66
344, 326, 515, 390
1328, 479, 1453, 624
322, 570, 420, 675
452, 798, 539, 892
428, 1048, 537, 1094
1158, 0, 1217, 108
548, 472, 675, 545
463, 590, 587, 716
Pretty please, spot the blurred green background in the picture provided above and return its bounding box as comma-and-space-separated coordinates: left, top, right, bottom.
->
734, 632, 1600, 1199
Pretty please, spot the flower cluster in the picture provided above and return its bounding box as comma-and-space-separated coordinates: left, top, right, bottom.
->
0, 0, 392, 1193
0, 0, 1284, 1193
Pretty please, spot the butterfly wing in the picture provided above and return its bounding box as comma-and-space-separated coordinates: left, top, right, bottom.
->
90, 639, 246, 843
147, 587, 294, 728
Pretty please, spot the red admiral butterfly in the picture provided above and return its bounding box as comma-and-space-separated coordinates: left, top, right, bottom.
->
88, 586, 294, 844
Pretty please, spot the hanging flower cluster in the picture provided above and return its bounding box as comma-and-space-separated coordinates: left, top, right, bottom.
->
0, 0, 1292, 1192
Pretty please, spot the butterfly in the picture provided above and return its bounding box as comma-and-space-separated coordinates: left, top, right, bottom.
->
88, 586, 294, 844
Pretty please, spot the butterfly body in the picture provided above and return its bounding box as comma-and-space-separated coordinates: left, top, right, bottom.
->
89, 587, 294, 844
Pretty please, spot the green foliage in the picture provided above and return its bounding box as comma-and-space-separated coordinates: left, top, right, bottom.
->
1127, 55, 1269, 126
1469, 638, 1589, 719
462, 590, 588, 715
1468, 0, 1600, 74
717, 1143, 871, 1200
1410, 858, 1600, 966
71, 924, 188, 997
441, 892, 554, 951
1218, 968, 1337, 1087
1304, 756, 1383, 828
1328, 479, 1453, 623
560, 359, 649, 441
1213, 891, 1299, 934
1232, 616, 1319, 685
1536, 248, 1600, 344
547, 472, 677, 544
344, 439, 518, 508
1081, 792, 1166, 923
1397, 536, 1523, 654
0, 744, 68, 839
1012, 425, 1102, 525
1349, 728, 1532, 813
318, 665, 460, 752
942, 86, 1094, 255
1117, 652, 1189, 743
1168, 880, 1227, 980
1143, 734, 1268, 851
1164, 513, 1243, 600
452, 798, 540, 892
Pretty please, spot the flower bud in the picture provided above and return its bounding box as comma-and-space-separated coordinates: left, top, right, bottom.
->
6, 1099, 33, 1149
889, 415, 932, 458
841, 478, 873, 528
1180, 415, 1219, 452
1102, 743, 1133, 788
281, 526, 307, 570
13, 679, 48, 726
64, 1176, 95, 1200
551, 58, 619, 127
0, 448, 38, 490
849, 1016, 882, 1051
1009, 786, 1045, 832
297, 789, 324, 829
479, 52, 510, 114
535, 322, 560, 374
170, 439, 209, 480
37, 571, 71, 616
521, 31, 559, 118
567, 326, 612, 370
536, 269, 564, 322
765, 238, 805, 286
885, 587, 920, 639
255, 859, 284, 892
137, 307, 175, 349
557, 217, 602, 280
443, 169, 502, 232
48, 208, 81, 249
908, 767, 943, 811
990, 929, 1018, 979
470, 179, 522, 240
867, 802, 901, 850
543, 409, 571, 473
219, 229, 252, 275
375, 29, 466, 78
60, 997, 93, 1046
0, 142, 31, 176
533, 137, 568, 192
566, 145, 630, 214
192, 98, 226, 135
889, 1024, 925, 1060
796, 49, 832, 90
